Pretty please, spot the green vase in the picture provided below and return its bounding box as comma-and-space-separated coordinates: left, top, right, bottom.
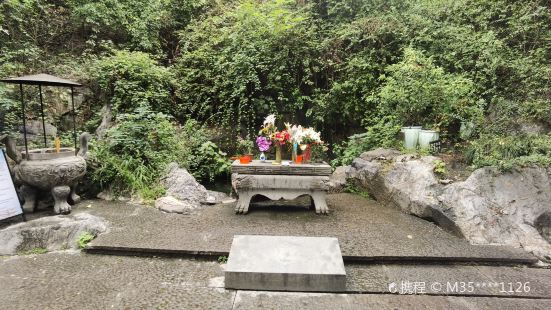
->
274, 144, 282, 164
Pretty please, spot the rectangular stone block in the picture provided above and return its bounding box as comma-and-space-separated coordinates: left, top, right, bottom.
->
225, 235, 346, 292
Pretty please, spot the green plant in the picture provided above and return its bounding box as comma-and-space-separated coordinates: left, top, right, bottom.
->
375, 48, 483, 136
175, 120, 231, 183
217, 255, 228, 264
344, 183, 370, 199
433, 159, 447, 176
332, 116, 401, 167
19, 247, 48, 255
173, 0, 318, 137
187, 141, 231, 183
91, 108, 177, 199
68, 0, 206, 54
92, 50, 174, 115
77, 232, 96, 249
466, 134, 551, 170
236, 136, 254, 155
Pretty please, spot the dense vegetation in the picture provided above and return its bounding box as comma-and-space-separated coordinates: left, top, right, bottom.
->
1, 0, 549, 198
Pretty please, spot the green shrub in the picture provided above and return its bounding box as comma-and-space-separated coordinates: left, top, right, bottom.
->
91, 115, 229, 198
90, 108, 176, 199
466, 134, 551, 170
68, 0, 207, 54
433, 159, 447, 176
332, 116, 401, 167
0, 84, 19, 136
92, 50, 174, 115
176, 120, 230, 183
173, 0, 318, 136
375, 48, 484, 135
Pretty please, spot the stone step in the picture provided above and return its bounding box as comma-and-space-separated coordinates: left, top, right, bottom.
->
224, 235, 346, 292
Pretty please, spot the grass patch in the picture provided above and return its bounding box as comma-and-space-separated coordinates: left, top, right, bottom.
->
77, 232, 96, 249
19, 247, 48, 255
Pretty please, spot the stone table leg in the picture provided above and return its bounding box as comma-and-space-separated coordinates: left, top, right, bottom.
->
52, 185, 71, 214
235, 191, 253, 214
311, 191, 329, 214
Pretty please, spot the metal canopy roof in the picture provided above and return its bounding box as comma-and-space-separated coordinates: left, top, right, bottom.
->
0, 73, 81, 87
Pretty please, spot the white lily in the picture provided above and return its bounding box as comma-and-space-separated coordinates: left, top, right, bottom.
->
263, 114, 276, 127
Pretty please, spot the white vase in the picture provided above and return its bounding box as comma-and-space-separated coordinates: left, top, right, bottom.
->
418, 130, 439, 149
259, 152, 266, 162
402, 126, 422, 149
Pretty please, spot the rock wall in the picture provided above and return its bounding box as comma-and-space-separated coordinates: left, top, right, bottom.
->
342, 148, 551, 262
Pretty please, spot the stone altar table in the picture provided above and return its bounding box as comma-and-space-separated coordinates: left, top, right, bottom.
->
231, 160, 332, 214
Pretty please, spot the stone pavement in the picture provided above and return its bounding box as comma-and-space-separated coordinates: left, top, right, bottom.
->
2, 194, 548, 309
0, 252, 550, 309
80, 194, 535, 264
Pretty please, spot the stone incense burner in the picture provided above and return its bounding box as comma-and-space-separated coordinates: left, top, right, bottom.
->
2, 133, 90, 214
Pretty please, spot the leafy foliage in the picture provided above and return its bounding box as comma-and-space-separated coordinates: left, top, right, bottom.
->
77, 232, 96, 249
332, 116, 401, 166
91, 50, 174, 115
175, 120, 231, 183
466, 134, 551, 170
433, 160, 447, 176
375, 48, 483, 134
1, 0, 550, 187
90, 113, 229, 198
173, 0, 319, 138
0, 84, 20, 136
90, 108, 176, 199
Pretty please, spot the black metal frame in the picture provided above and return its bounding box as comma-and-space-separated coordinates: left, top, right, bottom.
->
1, 75, 81, 158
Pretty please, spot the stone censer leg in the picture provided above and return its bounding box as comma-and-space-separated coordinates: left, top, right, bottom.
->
52, 185, 71, 214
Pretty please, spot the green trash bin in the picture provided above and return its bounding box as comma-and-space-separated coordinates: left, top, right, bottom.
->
402, 126, 422, 149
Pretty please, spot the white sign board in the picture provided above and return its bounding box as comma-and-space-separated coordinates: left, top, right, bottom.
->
0, 150, 22, 220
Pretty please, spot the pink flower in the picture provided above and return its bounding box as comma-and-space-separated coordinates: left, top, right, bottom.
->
256, 136, 271, 152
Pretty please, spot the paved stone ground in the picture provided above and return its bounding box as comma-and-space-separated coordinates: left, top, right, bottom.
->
0, 252, 550, 309
74, 194, 535, 264
3, 193, 548, 308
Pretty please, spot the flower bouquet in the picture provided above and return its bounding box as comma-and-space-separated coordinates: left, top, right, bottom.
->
257, 114, 325, 165
257, 114, 292, 164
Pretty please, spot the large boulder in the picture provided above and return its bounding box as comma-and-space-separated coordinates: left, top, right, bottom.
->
347, 148, 551, 262
21, 120, 57, 137
161, 163, 208, 206
439, 167, 551, 261
155, 163, 228, 213
155, 196, 198, 214
328, 166, 351, 193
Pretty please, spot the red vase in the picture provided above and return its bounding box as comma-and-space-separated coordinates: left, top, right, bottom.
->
302, 145, 312, 164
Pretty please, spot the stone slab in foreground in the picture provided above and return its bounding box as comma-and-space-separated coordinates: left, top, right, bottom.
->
225, 235, 346, 292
